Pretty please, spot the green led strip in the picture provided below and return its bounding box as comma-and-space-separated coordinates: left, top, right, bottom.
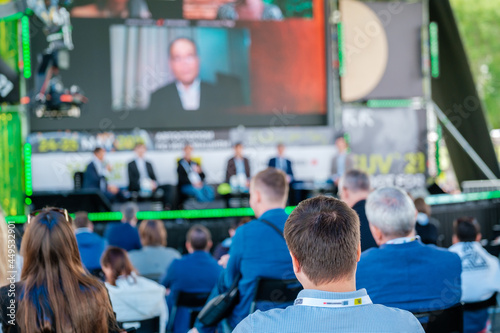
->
366, 99, 413, 108
6, 190, 500, 223
429, 22, 439, 79
24, 143, 32, 198
0, 12, 24, 22
337, 23, 345, 77
21, 15, 31, 79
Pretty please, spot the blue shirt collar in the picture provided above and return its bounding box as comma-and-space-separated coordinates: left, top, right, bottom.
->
297, 288, 369, 300
259, 208, 287, 220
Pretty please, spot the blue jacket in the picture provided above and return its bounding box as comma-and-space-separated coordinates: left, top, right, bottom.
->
161, 251, 222, 333
356, 240, 462, 312
104, 222, 142, 252
268, 158, 294, 179
75, 228, 106, 271
224, 208, 295, 328
83, 161, 105, 190
352, 200, 377, 252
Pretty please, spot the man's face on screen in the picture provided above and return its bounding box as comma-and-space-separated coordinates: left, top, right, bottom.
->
170, 39, 199, 87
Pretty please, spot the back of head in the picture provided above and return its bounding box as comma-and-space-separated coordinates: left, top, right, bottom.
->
285, 196, 360, 285
121, 202, 139, 223
20, 207, 116, 333
101, 246, 136, 286
251, 168, 288, 205
340, 170, 370, 195
139, 220, 167, 246
187, 225, 211, 251
453, 217, 480, 242
365, 187, 416, 238
73, 211, 91, 229
414, 198, 430, 216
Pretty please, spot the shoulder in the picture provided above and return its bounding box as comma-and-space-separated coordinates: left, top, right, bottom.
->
128, 160, 136, 167
422, 243, 461, 262
368, 304, 424, 329
263, 4, 283, 20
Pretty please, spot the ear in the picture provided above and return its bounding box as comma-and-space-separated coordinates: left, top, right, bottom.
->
356, 241, 361, 262
476, 233, 482, 242
290, 251, 301, 275
186, 241, 193, 254
369, 224, 383, 246
452, 235, 459, 245
206, 240, 213, 251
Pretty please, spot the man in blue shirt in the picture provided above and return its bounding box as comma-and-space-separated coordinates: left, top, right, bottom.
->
197, 168, 295, 332
73, 211, 106, 272
268, 143, 294, 183
356, 187, 462, 313
161, 225, 222, 333
234, 195, 424, 332
104, 202, 142, 251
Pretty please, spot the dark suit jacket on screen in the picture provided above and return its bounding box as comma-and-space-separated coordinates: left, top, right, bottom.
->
128, 160, 157, 192
149, 81, 220, 113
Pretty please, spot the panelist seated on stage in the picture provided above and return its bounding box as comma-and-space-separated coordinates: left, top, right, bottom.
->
226, 142, 251, 191
149, 38, 224, 116
128, 143, 171, 208
233, 196, 424, 333
177, 144, 215, 203
83, 147, 125, 202
268, 143, 293, 183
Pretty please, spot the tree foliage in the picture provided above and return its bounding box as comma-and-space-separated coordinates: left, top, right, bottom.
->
450, 0, 500, 129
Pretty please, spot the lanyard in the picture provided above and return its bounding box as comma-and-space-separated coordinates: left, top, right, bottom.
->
385, 235, 420, 245
294, 295, 372, 308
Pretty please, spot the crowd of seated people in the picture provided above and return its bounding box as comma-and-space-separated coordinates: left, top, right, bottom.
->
3, 167, 500, 333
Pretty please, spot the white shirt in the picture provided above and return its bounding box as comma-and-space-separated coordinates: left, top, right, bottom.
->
176, 79, 200, 111
105, 273, 168, 333
135, 158, 150, 181
449, 241, 500, 303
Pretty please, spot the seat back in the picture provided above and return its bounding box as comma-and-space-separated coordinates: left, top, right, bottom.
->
167, 291, 210, 333
413, 303, 464, 333
119, 316, 160, 333
250, 278, 302, 314
463, 292, 498, 312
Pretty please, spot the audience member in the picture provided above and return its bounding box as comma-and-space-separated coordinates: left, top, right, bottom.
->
83, 147, 124, 202
104, 202, 142, 251
268, 143, 293, 183
233, 196, 424, 332
226, 142, 251, 191
0, 211, 22, 284
0, 207, 120, 332
331, 133, 354, 185
213, 217, 251, 261
161, 225, 222, 333
197, 168, 295, 332
73, 211, 106, 272
128, 143, 171, 208
414, 197, 440, 245
356, 187, 462, 313
178, 144, 215, 202
449, 217, 500, 333
128, 220, 181, 281
102, 246, 168, 333
339, 170, 377, 251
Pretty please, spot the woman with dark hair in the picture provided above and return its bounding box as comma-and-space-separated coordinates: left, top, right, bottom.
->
102, 246, 168, 333
0, 207, 121, 333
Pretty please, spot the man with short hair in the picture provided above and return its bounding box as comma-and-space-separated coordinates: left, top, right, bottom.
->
83, 147, 121, 202
104, 202, 142, 251
197, 168, 295, 332
233, 196, 424, 332
177, 143, 214, 202
128, 142, 172, 208
161, 225, 222, 333
226, 142, 251, 188
450, 217, 500, 333
356, 187, 462, 313
73, 211, 106, 272
268, 143, 293, 183
149, 38, 220, 114
339, 170, 377, 251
